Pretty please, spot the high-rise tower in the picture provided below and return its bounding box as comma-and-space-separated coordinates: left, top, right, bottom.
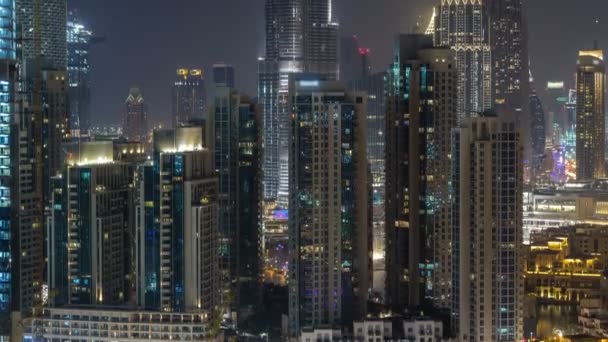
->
67, 12, 101, 136
258, 0, 339, 202
0, 0, 17, 339
64, 142, 135, 306
435, 0, 492, 123
385, 34, 457, 312
576, 48, 606, 180
151, 127, 219, 315
451, 114, 524, 341
288, 78, 368, 336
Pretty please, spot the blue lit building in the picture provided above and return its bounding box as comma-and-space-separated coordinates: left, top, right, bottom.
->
151, 126, 219, 315
0, 0, 16, 338
47, 175, 68, 307
136, 163, 159, 310
64, 143, 135, 306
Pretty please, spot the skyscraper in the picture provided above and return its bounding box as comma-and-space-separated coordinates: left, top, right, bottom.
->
63, 142, 135, 306
385, 34, 456, 311
172, 68, 205, 127
435, 0, 492, 123
67, 13, 101, 136
348, 71, 386, 298
210, 83, 239, 309
16, 0, 67, 69
123, 87, 148, 143
213, 63, 235, 88
209, 81, 262, 321
576, 47, 605, 180
151, 126, 219, 314
259, 0, 339, 202
451, 114, 524, 341
0, 0, 17, 338
236, 96, 262, 324
288, 79, 368, 336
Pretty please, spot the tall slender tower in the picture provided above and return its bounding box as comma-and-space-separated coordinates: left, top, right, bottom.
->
152, 127, 219, 315
576, 47, 605, 180
0, 0, 17, 339
67, 12, 102, 136
258, 0, 338, 203
451, 114, 524, 341
348, 71, 386, 298
64, 143, 135, 306
435, 0, 492, 123
385, 34, 457, 311
12, 0, 68, 330
288, 78, 368, 336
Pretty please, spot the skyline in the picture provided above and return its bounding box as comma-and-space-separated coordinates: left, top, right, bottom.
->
71, 0, 608, 125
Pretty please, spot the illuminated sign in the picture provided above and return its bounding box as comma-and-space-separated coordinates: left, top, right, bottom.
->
274, 209, 288, 220
547, 81, 564, 90
299, 80, 319, 87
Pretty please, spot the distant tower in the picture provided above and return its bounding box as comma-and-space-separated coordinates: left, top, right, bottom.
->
339, 35, 371, 83
212, 63, 235, 88
576, 47, 605, 180
435, 0, 492, 123
67, 11, 102, 136
452, 114, 524, 341
529, 88, 546, 173
259, 0, 339, 202
172, 68, 205, 127
288, 78, 369, 336
122, 87, 148, 143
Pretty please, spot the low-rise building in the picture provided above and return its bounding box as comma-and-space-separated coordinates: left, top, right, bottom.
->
525, 232, 604, 303
21, 307, 220, 341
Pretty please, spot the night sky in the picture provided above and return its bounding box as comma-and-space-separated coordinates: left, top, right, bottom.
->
70, 0, 608, 126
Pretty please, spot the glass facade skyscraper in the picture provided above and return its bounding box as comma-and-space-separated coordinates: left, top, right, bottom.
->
67, 13, 96, 135
259, 0, 338, 202
0, 0, 15, 338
